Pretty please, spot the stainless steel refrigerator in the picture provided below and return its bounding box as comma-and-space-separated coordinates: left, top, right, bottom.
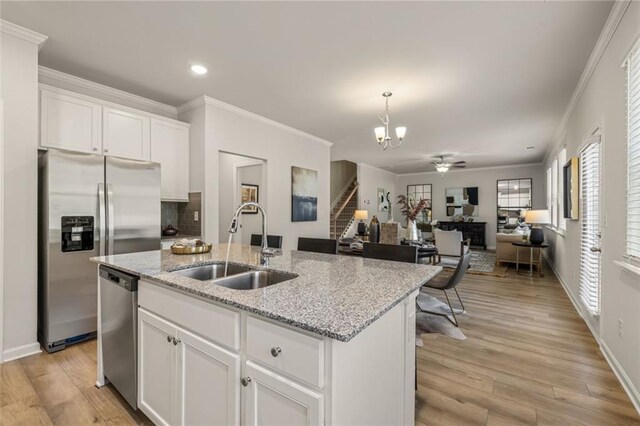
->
38, 148, 160, 353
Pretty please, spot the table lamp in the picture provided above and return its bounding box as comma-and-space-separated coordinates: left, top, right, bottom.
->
354, 210, 369, 234
525, 209, 550, 245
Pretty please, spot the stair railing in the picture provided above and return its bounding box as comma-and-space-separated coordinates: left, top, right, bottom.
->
332, 182, 359, 239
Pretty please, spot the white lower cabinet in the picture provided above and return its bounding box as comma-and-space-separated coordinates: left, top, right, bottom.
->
138, 309, 177, 426
138, 308, 241, 426
242, 361, 323, 426
177, 327, 240, 426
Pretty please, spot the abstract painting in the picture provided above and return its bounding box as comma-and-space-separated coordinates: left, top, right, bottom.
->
292, 166, 318, 222
446, 187, 479, 216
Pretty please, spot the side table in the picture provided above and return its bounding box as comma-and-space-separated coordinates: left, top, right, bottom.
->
512, 242, 549, 277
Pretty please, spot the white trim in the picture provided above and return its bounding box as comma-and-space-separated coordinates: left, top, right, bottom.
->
0, 100, 3, 362
545, 252, 640, 416
2, 342, 41, 363
38, 66, 178, 118
358, 162, 400, 177
614, 260, 640, 279
545, 0, 630, 164
178, 96, 333, 148
600, 341, 640, 415
0, 20, 47, 49
397, 162, 543, 177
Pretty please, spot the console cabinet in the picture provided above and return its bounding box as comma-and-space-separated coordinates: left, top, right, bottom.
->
438, 221, 487, 249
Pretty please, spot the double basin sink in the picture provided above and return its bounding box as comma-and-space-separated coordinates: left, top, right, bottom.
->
171, 262, 297, 290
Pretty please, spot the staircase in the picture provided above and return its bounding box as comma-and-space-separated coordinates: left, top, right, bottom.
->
330, 178, 359, 240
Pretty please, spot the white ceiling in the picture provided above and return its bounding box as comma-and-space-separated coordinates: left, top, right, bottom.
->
1, 1, 613, 173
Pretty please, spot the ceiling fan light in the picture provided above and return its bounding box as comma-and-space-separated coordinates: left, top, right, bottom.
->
374, 127, 386, 142
395, 126, 406, 140
436, 165, 449, 173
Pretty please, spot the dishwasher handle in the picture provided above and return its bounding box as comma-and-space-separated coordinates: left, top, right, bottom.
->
99, 266, 139, 292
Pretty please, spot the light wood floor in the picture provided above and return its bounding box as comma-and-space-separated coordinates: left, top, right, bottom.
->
417, 263, 640, 425
1, 264, 639, 425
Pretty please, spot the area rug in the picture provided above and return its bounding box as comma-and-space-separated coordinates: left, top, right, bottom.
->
439, 250, 508, 277
415, 293, 467, 345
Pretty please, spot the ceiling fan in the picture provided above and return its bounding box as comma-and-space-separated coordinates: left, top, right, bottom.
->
431, 155, 466, 173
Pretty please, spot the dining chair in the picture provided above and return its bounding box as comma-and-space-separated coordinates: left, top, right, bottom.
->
297, 237, 338, 254
250, 234, 283, 249
362, 242, 418, 263
433, 228, 470, 264
418, 252, 471, 326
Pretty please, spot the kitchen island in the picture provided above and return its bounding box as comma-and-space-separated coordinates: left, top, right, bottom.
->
92, 244, 441, 425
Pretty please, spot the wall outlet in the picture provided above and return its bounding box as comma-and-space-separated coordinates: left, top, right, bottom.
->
618, 319, 624, 338
194, 211, 199, 222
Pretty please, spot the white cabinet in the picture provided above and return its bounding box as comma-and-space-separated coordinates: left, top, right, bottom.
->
103, 106, 150, 161
40, 89, 101, 153
242, 361, 323, 426
138, 309, 176, 426
177, 327, 240, 426
138, 308, 241, 426
151, 119, 190, 201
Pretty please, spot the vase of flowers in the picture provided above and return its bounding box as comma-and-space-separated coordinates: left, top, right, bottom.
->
397, 195, 430, 241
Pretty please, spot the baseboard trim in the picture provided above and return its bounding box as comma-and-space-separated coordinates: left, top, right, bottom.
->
601, 341, 640, 414
543, 252, 640, 416
2, 342, 41, 363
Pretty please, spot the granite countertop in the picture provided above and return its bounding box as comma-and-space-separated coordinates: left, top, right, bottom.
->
91, 244, 441, 342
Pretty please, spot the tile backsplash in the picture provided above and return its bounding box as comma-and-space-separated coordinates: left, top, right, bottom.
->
161, 192, 202, 237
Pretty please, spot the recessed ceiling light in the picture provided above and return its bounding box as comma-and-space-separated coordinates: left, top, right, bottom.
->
190, 64, 208, 75
525, 146, 535, 150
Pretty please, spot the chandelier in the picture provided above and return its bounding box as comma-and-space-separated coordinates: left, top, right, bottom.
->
374, 91, 406, 150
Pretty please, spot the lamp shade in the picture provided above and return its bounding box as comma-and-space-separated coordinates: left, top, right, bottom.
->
525, 209, 550, 224
374, 127, 385, 142
354, 210, 369, 220
395, 126, 407, 140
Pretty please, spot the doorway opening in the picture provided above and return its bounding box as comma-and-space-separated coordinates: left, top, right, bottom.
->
218, 152, 267, 245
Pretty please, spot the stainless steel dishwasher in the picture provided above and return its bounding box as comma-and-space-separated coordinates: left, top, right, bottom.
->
99, 265, 138, 410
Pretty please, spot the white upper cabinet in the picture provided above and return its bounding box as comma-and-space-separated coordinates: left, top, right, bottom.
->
40, 89, 101, 153
151, 119, 190, 201
103, 107, 151, 161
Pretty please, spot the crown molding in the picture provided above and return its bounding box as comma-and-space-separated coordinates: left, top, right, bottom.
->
178, 95, 333, 147
547, 0, 631, 163
397, 161, 544, 177
358, 162, 399, 177
0, 19, 47, 49
38, 66, 178, 118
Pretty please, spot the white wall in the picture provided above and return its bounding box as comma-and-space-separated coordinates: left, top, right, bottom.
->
180, 97, 332, 251
0, 29, 43, 360
543, 1, 640, 410
238, 164, 264, 245
396, 164, 546, 249
357, 163, 397, 225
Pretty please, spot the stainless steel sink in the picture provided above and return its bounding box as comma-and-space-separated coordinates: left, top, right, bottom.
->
212, 270, 298, 290
171, 263, 253, 281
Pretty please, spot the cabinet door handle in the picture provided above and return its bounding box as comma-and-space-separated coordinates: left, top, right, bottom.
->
270, 347, 282, 357
167, 335, 172, 343
241, 377, 252, 387
172, 337, 181, 345
92, 147, 98, 152
104, 148, 109, 153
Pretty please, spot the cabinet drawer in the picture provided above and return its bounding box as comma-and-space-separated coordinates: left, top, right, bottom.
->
139, 281, 240, 350
246, 316, 324, 388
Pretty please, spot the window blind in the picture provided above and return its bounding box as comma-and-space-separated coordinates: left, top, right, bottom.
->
558, 148, 567, 230
580, 139, 601, 316
551, 158, 558, 227
626, 41, 640, 259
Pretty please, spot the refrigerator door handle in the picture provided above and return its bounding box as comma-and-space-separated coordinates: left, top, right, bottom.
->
107, 183, 115, 255
98, 183, 106, 256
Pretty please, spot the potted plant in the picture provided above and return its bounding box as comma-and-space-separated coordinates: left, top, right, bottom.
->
397, 195, 430, 241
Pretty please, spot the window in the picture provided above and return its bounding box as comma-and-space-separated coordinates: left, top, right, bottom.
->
546, 148, 567, 231
558, 148, 567, 230
626, 40, 640, 260
579, 139, 601, 315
